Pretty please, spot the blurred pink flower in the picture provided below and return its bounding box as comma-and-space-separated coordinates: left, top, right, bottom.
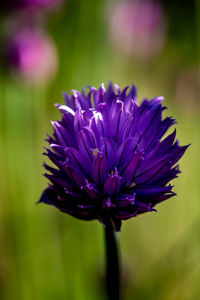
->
23, 0, 64, 11
109, 0, 167, 59
0, 0, 64, 12
5, 26, 58, 85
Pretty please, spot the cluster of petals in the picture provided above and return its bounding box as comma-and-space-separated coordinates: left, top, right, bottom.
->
40, 83, 188, 231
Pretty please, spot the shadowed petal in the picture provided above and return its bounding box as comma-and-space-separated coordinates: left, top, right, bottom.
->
77, 130, 93, 162
63, 92, 76, 111
92, 151, 108, 184
63, 161, 86, 187
116, 194, 135, 208
81, 180, 101, 199
64, 147, 92, 174
103, 82, 116, 107
38, 187, 57, 205
102, 198, 116, 209
104, 168, 122, 197
116, 134, 142, 168
74, 109, 89, 133
51, 121, 68, 147
120, 147, 144, 186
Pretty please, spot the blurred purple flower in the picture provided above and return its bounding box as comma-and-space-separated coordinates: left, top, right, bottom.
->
109, 0, 166, 58
24, 0, 63, 9
0, 0, 63, 12
39, 83, 188, 231
5, 26, 58, 85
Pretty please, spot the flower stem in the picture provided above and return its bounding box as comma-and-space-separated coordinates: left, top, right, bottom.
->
104, 222, 120, 300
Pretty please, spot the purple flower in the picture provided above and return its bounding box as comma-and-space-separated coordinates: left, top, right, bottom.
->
0, 0, 63, 12
4, 26, 58, 85
39, 83, 188, 231
23, 0, 63, 9
109, 0, 166, 58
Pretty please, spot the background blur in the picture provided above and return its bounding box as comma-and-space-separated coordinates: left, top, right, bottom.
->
0, 0, 199, 299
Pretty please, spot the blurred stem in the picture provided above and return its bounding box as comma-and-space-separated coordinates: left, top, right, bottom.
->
104, 222, 120, 300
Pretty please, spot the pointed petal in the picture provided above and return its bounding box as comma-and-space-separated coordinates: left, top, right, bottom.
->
91, 151, 108, 184
38, 187, 57, 205
51, 121, 67, 147
50, 144, 65, 157
158, 129, 176, 153
44, 173, 72, 189
133, 200, 155, 213
102, 198, 115, 209
72, 89, 91, 110
57, 104, 75, 116
63, 91, 75, 111
81, 180, 101, 199
101, 137, 117, 170
90, 83, 105, 106
118, 86, 129, 101
74, 109, 88, 133
63, 161, 86, 187
77, 130, 93, 162
116, 134, 142, 168
103, 82, 116, 106
103, 169, 122, 197
116, 194, 135, 208
64, 147, 92, 174
120, 147, 144, 186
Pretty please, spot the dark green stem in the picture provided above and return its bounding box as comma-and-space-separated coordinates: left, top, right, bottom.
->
104, 222, 120, 300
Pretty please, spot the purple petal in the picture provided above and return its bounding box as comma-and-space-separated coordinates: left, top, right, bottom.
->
91, 151, 108, 184
38, 187, 57, 205
77, 130, 93, 162
64, 147, 92, 174
102, 198, 115, 209
51, 121, 68, 147
44, 173, 71, 189
90, 84, 105, 107
63, 161, 86, 187
57, 104, 75, 117
120, 147, 144, 186
116, 194, 135, 208
81, 180, 101, 199
103, 168, 122, 197
72, 89, 91, 110
50, 144, 65, 157
63, 91, 76, 111
103, 82, 116, 106
101, 137, 117, 170
133, 200, 155, 213
116, 135, 142, 168
74, 109, 88, 133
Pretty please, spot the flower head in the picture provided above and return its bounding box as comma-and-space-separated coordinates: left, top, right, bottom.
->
0, 0, 63, 12
4, 26, 57, 85
109, 0, 166, 59
39, 83, 188, 231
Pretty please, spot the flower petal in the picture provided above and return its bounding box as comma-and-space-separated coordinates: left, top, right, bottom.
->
91, 151, 108, 184
119, 147, 144, 186
103, 168, 122, 197
81, 180, 101, 199
116, 194, 135, 208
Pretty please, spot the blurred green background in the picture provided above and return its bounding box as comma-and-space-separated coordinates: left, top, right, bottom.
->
0, 0, 199, 299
